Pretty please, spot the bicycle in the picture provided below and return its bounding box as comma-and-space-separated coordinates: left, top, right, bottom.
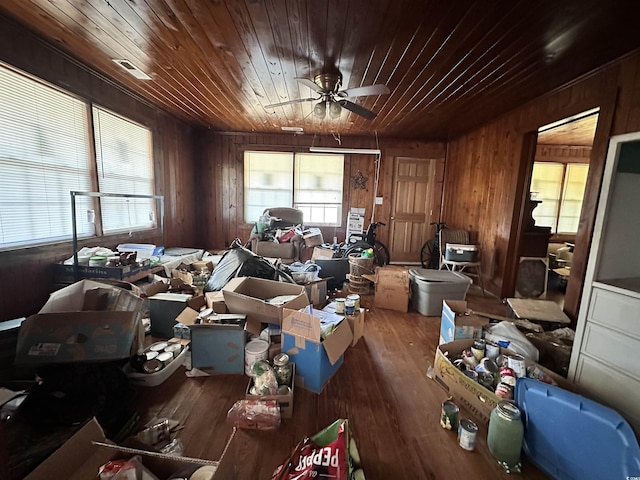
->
341, 221, 391, 266
420, 222, 447, 269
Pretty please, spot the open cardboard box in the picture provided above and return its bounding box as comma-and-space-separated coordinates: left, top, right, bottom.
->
433, 338, 573, 425
439, 300, 487, 345
16, 280, 146, 366
24, 417, 236, 480
323, 301, 365, 347
281, 307, 352, 393
222, 277, 309, 335
246, 364, 295, 418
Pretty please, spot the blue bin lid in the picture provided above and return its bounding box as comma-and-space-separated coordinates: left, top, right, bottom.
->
515, 377, 640, 480
409, 268, 472, 284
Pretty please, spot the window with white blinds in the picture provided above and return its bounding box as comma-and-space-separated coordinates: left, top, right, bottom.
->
530, 162, 589, 234
93, 107, 155, 234
0, 64, 155, 250
244, 151, 344, 225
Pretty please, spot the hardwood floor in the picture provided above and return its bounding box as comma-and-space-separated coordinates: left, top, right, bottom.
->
135, 285, 550, 479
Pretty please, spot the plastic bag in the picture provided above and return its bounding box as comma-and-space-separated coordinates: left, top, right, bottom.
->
226, 399, 281, 430
204, 239, 294, 291
484, 321, 539, 361
272, 419, 363, 480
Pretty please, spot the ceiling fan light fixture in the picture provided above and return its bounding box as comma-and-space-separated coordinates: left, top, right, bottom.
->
313, 101, 326, 119
329, 101, 342, 119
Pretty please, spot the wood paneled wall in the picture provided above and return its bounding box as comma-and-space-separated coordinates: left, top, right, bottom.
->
0, 16, 197, 322
444, 49, 640, 321
194, 132, 445, 250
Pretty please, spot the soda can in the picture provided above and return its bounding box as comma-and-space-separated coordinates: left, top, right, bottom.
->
457, 418, 478, 451
440, 400, 459, 430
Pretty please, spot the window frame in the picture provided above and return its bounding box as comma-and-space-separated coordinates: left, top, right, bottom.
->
530, 160, 589, 235
243, 149, 346, 227
0, 62, 158, 252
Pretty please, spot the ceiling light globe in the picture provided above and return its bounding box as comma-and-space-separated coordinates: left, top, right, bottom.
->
329, 101, 342, 119
313, 101, 326, 118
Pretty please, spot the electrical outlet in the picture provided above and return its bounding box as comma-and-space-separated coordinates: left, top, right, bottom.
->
375, 197, 383, 205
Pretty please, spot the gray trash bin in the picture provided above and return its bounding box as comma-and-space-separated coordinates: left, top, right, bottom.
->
409, 269, 472, 316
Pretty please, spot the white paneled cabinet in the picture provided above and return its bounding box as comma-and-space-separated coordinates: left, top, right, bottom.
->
568, 132, 640, 435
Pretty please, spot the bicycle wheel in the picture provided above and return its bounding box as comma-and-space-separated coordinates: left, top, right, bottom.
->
373, 240, 390, 266
420, 239, 438, 269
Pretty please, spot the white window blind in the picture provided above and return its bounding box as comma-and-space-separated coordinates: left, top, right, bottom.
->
93, 106, 155, 233
558, 164, 589, 233
0, 65, 93, 249
294, 153, 344, 225
244, 151, 344, 225
244, 151, 294, 222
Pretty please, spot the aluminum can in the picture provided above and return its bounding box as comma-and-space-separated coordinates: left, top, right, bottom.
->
440, 400, 459, 430
457, 418, 478, 451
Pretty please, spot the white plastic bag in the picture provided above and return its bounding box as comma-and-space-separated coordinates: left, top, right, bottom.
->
484, 321, 539, 361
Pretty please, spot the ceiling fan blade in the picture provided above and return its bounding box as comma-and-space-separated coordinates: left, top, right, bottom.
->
338, 100, 377, 120
295, 77, 323, 93
337, 84, 390, 98
264, 97, 318, 109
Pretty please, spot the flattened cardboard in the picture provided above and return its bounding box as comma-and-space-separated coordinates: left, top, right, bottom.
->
311, 247, 335, 260
373, 266, 410, 312
222, 277, 309, 334
15, 311, 141, 365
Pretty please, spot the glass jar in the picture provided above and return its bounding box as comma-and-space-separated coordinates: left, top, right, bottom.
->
273, 353, 293, 387
487, 401, 524, 473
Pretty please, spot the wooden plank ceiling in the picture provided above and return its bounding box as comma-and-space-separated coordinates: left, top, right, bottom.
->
1, 0, 638, 140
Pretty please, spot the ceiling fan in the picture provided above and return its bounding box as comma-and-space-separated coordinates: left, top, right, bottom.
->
265, 72, 390, 120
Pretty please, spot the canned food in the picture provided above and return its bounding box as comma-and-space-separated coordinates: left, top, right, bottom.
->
164, 343, 182, 358
471, 339, 486, 361
440, 400, 459, 430
345, 298, 355, 316
507, 354, 526, 378
485, 341, 500, 360
149, 342, 169, 352
347, 294, 360, 311
142, 359, 163, 374
156, 351, 173, 366
335, 298, 346, 314
145, 351, 159, 361
457, 418, 478, 451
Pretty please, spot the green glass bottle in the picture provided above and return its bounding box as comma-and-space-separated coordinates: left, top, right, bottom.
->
487, 401, 524, 473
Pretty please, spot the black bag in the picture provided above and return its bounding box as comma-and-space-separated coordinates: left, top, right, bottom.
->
204, 239, 294, 292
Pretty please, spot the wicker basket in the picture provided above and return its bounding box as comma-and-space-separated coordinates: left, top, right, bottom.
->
347, 274, 372, 294
348, 253, 375, 277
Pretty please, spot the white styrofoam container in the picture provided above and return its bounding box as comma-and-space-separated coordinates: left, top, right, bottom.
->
123, 345, 188, 387
409, 269, 472, 316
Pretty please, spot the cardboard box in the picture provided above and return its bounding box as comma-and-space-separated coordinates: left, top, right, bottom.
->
303, 228, 324, 247
440, 300, 487, 345
24, 417, 234, 480
42, 279, 144, 314
53, 260, 151, 283
372, 266, 410, 312
222, 277, 309, 335
311, 247, 336, 260
304, 278, 328, 308
281, 307, 352, 393
433, 339, 573, 425
15, 311, 141, 366
246, 364, 295, 418
205, 290, 228, 313
323, 302, 364, 347
148, 292, 200, 338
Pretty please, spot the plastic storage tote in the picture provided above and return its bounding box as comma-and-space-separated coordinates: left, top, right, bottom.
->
409, 269, 472, 316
